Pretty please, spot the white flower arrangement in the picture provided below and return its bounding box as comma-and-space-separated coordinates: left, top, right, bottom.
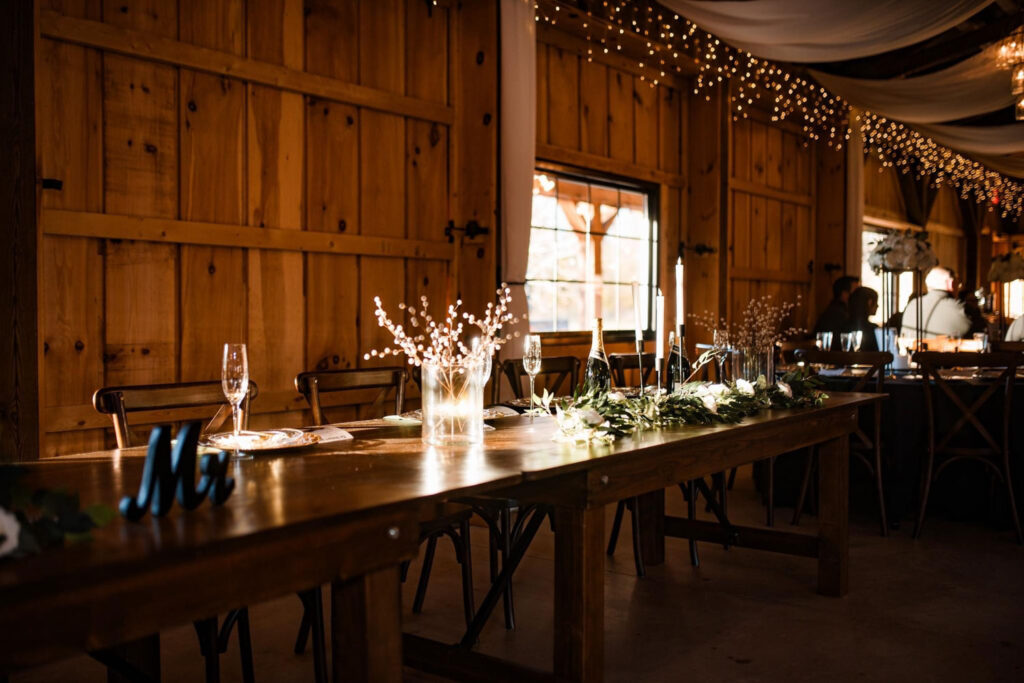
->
867, 231, 939, 273
988, 252, 1024, 283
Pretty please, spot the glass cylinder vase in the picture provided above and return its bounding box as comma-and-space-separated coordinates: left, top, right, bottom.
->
730, 347, 774, 382
421, 360, 484, 446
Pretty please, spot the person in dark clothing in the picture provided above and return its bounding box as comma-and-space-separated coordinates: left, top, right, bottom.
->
814, 275, 860, 339
848, 286, 879, 351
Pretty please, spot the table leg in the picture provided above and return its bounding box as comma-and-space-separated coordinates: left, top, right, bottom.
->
817, 434, 849, 597
331, 566, 402, 683
554, 505, 604, 683
635, 489, 665, 566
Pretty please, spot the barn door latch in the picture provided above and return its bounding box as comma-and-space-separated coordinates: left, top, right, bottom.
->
680, 241, 717, 256
444, 220, 489, 243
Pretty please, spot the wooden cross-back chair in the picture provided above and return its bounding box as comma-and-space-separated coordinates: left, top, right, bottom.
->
912, 351, 1022, 543
93, 380, 259, 449
293, 366, 478, 631
608, 352, 657, 387
793, 349, 893, 536
93, 380, 266, 683
295, 367, 407, 424
779, 339, 818, 365
498, 355, 581, 399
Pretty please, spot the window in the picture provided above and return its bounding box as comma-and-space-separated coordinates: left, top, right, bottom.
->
1005, 281, 1024, 319
526, 169, 657, 333
861, 228, 915, 325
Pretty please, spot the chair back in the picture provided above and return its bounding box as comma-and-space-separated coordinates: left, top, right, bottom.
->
794, 350, 893, 393
93, 381, 259, 449
608, 352, 656, 387
295, 367, 407, 425
498, 356, 581, 399
912, 351, 1019, 460
778, 339, 817, 365
694, 343, 730, 382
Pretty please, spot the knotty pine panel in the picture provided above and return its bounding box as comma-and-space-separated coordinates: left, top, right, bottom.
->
102, 0, 177, 38
360, 0, 405, 93
536, 42, 549, 145
547, 46, 580, 150
607, 69, 634, 164
864, 155, 905, 222
306, 99, 360, 233
579, 60, 608, 157
633, 77, 658, 169
304, 0, 358, 82
178, 0, 244, 55
247, 0, 303, 68
658, 87, 681, 174
360, 111, 406, 239
405, 0, 448, 104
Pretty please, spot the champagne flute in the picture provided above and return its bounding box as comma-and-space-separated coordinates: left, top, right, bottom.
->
222, 343, 249, 451
523, 335, 542, 413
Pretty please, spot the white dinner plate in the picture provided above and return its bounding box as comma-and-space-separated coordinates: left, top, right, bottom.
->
202, 428, 320, 452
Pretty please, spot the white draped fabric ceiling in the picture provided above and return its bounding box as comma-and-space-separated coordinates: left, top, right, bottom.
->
663, 0, 1024, 179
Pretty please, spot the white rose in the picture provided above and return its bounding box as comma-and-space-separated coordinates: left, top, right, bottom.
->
701, 394, 718, 414
735, 379, 755, 396
607, 391, 626, 402
0, 507, 20, 558
708, 383, 729, 397
580, 408, 603, 427
777, 381, 793, 398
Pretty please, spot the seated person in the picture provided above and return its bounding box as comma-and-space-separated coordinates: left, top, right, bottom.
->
900, 266, 972, 339
814, 275, 860, 341
1006, 315, 1024, 342
848, 286, 879, 352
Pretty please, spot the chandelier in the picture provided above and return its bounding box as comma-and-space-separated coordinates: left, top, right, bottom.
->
997, 25, 1024, 120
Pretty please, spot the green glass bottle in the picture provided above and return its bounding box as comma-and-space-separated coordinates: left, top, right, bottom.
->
583, 317, 612, 394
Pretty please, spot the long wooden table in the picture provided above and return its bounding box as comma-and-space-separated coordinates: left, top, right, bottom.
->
1, 393, 877, 683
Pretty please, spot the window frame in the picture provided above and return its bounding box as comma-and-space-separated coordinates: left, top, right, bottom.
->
525, 160, 661, 341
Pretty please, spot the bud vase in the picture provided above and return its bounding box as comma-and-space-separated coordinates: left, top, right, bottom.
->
421, 360, 484, 446
731, 347, 774, 383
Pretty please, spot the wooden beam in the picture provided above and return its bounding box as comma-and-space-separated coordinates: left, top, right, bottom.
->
40, 10, 453, 125
41, 210, 455, 261
0, 0, 39, 462
537, 143, 686, 188
664, 516, 820, 558
729, 179, 813, 208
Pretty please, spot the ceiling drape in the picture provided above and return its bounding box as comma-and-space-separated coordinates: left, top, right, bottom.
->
660, 0, 992, 63
912, 123, 1024, 156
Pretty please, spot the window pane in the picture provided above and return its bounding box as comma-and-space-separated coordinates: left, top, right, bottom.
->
556, 282, 588, 332
556, 230, 587, 282
525, 281, 556, 332
526, 227, 556, 281
531, 194, 557, 229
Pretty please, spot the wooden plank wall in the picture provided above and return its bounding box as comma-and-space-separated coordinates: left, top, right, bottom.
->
727, 108, 817, 331
35, 0, 495, 457
533, 30, 686, 365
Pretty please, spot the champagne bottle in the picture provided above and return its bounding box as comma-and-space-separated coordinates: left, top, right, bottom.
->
666, 329, 692, 392
583, 318, 612, 394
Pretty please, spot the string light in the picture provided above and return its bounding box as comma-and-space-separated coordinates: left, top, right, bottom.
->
534, 0, 1023, 217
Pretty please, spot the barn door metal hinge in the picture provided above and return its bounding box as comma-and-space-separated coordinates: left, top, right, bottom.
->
680, 241, 717, 256
444, 220, 489, 243
40, 178, 63, 190
823, 262, 843, 274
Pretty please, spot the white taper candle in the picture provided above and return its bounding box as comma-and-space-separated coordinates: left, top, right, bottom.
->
632, 281, 643, 342
675, 257, 684, 337
655, 290, 665, 361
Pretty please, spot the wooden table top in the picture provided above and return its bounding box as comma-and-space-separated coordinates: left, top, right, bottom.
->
1, 393, 878, 599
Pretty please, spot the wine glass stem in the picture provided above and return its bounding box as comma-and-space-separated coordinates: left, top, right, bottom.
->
232, 403, 242, 438
529, 376, 536, 413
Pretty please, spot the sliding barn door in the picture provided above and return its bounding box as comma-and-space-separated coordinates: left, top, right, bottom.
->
727, 110, 816, 330
35, 0, 497, 455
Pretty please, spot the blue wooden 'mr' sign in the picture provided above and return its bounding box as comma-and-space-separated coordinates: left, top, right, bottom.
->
120, 421, 235, 520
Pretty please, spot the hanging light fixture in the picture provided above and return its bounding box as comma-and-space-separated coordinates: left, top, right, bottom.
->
1014, 64, 1024, 95
997, 26, 1024, 69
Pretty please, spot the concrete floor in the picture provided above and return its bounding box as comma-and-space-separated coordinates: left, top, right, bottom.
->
15, 465, 1024, 682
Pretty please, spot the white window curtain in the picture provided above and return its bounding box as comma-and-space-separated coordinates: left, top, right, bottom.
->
499, 0, 535, 352
661, 0, 992, 63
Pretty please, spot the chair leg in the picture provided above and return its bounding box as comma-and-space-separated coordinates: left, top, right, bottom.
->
607, 500, 626, 556
1002, 450, 1024, 545
913, 448, 936, 539
792, 448, 815, 526
874, 442, 889, 537
193, 617, 220, 683
726, 467, 738, 490
457, 520, 476, 627
628, 498, 646, 577
293, 593, 312, 655
498, 505, 516, 630
681, 481, 699, 567
236, 608, 255, 683
412, 534, 438, 613
308, 587, 327, 683
765, 457, 775, 527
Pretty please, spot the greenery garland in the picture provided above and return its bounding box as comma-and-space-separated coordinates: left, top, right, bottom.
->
539, 368, 827, 444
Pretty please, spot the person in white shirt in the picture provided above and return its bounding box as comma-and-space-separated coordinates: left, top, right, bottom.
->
900, 267, 972, 339
1006, 315, 1024, 342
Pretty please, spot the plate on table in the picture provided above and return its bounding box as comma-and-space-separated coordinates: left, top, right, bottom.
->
383, 407, 521, 426
202, 428, 321, 452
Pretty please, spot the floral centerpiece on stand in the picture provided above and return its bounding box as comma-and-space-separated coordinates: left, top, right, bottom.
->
366, 285, 518, 446
988, 251, 1024, 283
867, 230, 939, 274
